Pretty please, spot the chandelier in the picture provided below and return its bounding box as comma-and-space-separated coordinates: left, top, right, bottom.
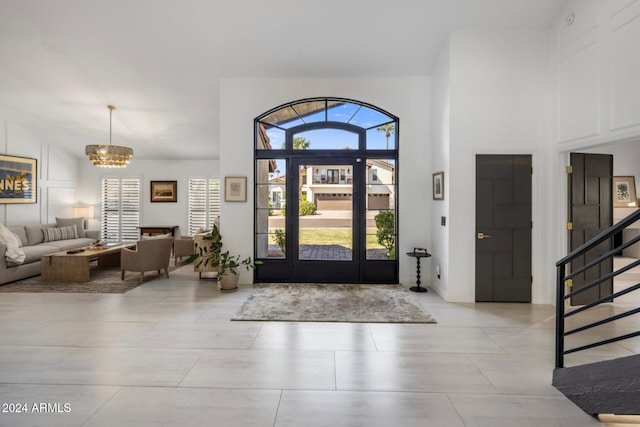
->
85, 105, 134, 168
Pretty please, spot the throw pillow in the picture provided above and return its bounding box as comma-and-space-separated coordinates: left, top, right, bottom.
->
43, 225, 78, 242
0, 223, 26, 265
56, 217, 86, 238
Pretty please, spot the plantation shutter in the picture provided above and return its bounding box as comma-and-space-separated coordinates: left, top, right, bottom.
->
208, 179, 221, 227
188, 178, 220, 235
102, 178, 121, 242
121, 178, 141, 241
101, 177, 141, 242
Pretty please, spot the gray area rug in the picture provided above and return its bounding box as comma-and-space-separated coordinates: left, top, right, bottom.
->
0, 262, 183, 294
232, 283, 437, 323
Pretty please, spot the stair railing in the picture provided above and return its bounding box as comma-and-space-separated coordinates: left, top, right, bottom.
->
556, 208, 640, 368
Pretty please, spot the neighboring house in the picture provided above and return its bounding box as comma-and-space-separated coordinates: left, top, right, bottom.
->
296, 160, 395, 210
268, 174, 286, 209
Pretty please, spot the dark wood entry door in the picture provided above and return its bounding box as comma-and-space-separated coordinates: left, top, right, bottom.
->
476, 155, 532, 302
568, 153, 613, 306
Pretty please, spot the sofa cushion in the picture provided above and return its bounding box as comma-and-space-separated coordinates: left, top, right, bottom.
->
43, 225, 78, 242
45, 238, 94, 251
26, 223, 56, 246
19, 245, 60, 264
7, 226, 27, 247
56, 217, 86, 238
0, 223, 26, 265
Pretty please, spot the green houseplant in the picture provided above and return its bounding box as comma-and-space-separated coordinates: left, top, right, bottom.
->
214, 250, 261, 292
185, 225, 261, 292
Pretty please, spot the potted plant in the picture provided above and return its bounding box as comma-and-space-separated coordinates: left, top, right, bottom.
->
185, 225, 261, 292
215, 250, 261, 292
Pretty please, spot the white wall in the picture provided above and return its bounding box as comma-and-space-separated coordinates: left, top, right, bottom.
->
220, 77, 430, 285
554, 0, 640, 149
550, 0, 640, 278
77, 159, 219, 235
0, 114, 78, 226
430, 38, 451, 299
436, 29, 554, 303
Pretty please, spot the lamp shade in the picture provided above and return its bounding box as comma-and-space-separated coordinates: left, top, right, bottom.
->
72, 205, 94, 218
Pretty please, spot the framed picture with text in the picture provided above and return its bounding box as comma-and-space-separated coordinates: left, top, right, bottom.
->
0, 154, 37, 204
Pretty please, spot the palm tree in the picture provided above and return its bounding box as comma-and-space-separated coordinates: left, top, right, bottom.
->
293, 137, 311, 199
293, 137, 311, 150
376, 123, 395, 150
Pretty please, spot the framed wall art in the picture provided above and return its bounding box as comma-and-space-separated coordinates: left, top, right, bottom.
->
225, 176, 247, 202
150, 180, 177, 202
432, 171, 444, 201
613, 176, 637, 207
0, 154, 37, 204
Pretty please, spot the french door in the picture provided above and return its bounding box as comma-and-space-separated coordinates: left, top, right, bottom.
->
291, 157, 361, 282
254, 97, 399, 284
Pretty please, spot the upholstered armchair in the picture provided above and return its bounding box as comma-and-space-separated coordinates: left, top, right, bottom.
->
174, 236, 195, 265
121, 237, 173, 284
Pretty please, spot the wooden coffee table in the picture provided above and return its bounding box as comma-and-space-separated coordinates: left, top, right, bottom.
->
41, 244, 134, 282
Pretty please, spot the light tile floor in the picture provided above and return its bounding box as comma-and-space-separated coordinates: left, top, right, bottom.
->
0, 264, 638, 426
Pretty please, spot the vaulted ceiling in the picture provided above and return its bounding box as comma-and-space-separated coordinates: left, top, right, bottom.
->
0, 0, 568, 161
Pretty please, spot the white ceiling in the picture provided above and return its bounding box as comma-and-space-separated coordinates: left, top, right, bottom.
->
0, 0, 568, 161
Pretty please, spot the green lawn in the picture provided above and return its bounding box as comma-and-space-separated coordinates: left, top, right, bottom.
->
269, 228, 386, 249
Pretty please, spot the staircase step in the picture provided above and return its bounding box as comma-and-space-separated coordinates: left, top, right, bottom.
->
553, 354, 640, 415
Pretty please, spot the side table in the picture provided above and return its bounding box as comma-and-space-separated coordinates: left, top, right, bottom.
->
406, 248, 431, 293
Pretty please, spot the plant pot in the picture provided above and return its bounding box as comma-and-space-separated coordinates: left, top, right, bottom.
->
218, 271, 239, 292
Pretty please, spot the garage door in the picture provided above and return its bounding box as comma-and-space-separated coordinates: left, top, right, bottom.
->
316, 194, 352, 210
368, 194, 390, 210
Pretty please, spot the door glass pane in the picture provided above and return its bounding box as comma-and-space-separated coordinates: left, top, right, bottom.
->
299, 163, 352, 261
366, 124, 396, 150
257, 123, 286, 150
291, 100, 326, 124
293, 129, 358, 150
350, 107, 393, 129
256, 159, 286, 258
366, 159, 396, 260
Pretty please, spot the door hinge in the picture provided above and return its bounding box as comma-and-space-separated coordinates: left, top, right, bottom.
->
531, 276, 533, 283
566, 222, 573, 230
566, 165, 573, 174
531, 167, 534, 175
531, 221, 533, 229
565, 278, 573, 287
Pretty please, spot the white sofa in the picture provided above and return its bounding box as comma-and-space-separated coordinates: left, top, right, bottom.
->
0, 220, 99, 285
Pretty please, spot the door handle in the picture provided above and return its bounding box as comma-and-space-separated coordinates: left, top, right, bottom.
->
477, 232, 492, 240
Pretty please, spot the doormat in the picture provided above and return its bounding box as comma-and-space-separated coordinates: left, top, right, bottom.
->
0, 263, 184, 294
231, 283, 437, 323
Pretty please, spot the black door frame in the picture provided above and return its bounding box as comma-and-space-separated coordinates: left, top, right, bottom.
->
290, 156, 362, 282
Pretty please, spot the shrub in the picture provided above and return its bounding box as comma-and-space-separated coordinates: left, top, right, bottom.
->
274, 229, 286, 254
374, 211, 395, 258
299, 200, 317, 216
